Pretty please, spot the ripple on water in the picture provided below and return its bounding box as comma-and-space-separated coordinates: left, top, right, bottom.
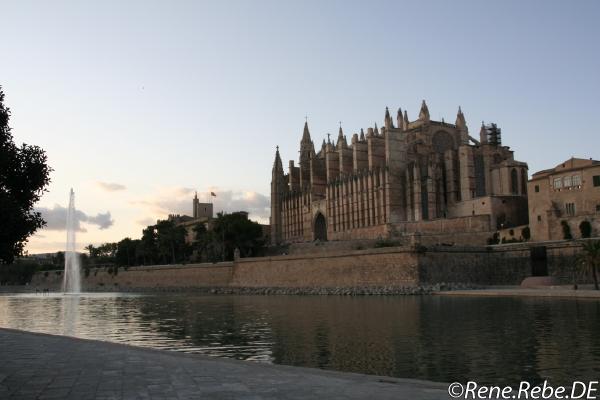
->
0, 293, 599, 385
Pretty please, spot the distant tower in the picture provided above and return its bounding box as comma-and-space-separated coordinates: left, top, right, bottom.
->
192, 191, 214, 220
270, 146, 285, 245
193, 191, 199, 218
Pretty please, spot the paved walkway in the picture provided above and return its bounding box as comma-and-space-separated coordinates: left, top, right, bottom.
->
0, 328, 448, 400
437, 287, 600, 299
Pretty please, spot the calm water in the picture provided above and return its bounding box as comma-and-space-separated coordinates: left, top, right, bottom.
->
0, 293, 599, 385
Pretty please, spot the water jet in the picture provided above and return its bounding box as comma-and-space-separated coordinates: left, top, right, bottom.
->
63, 188, 81, 293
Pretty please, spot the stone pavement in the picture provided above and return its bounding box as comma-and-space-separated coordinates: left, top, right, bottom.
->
437, 286, 600, 299
0, 328, 449, 399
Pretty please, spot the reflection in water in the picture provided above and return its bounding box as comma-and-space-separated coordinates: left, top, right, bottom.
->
61, 294, 79, 336
0, 293, 599, 385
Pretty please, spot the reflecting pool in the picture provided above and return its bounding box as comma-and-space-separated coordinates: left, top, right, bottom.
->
0, 293, 598, 385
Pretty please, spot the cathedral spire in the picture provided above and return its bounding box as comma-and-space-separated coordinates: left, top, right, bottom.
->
403, 110, 409, 129
418, 100, 430, 122
374, 123, 379, 135
300, 121, 315, 165
301, 121, 311, 142
337, 125, 347, 149
360, 128, 365, 141
273, 145, 283, 172
384, 107, 392, 129
455, 106, 467, 132
396, 108, 404, 130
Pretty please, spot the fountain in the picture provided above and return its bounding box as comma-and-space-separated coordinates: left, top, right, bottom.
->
63, 188, 81, 293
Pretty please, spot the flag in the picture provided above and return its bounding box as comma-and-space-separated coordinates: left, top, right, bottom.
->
210, 192, 216, 197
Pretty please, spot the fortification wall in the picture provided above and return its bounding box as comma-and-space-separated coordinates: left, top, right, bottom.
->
31, 263, 233, 291
286, 239, 379, 255
419, 246, 531, 285
328, 225, 390, 241
28, 239, 593, 291
231, 247, 419, 288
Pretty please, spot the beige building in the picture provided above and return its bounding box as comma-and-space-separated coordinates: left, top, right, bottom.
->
528, 158, 600, 241
270, 101, 529, 245
168, 192, 214, 244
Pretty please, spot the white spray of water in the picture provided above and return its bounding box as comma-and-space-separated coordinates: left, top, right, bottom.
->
63, 188, 81, 293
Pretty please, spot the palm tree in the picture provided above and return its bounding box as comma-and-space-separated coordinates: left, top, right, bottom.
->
84, 244, 96, 258
576, 240, 600, 290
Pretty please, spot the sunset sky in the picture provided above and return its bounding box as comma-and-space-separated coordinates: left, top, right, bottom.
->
2, 0, 599, 253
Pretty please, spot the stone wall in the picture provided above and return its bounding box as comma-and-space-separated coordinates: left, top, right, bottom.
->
545, 241, 594, 284
399, 215, 492, 246
28, 239, 595, 291
286, 239, 379, 255
400, 215, 491, 234
231, 247, 419, 288
419, 246, 531, 285
31, 263, 233, 291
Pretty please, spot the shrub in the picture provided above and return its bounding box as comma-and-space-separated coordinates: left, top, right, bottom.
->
580, 220, 592, 239
487, 232, 500, 245
374, 238, 400, 248
414, 245, 428, 254
522, 226, 531, 241
0, 262, 39, 285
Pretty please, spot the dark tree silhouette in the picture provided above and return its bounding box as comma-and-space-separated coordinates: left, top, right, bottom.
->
0, 86, 52, 264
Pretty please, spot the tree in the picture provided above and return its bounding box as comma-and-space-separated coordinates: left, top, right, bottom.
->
0, 86, 52, 264
576, 240, 600, 290
521, 226, 531, 241
155, 220, 187, 264
53, 251, 65, 267
192, 223, 209, 261
211, 212, 264, 261
84, 244, 98, 258
140, 225, 159, 265
116, 238, 135, 266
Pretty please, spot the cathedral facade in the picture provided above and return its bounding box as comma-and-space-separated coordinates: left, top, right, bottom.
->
270, 101, 529, 245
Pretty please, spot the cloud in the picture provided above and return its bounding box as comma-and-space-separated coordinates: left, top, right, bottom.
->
97, 181, 126, 192
132, 186, 270, 223
86, 211, 114, 229
211, 189, 270, 222
36, 205, 115, 232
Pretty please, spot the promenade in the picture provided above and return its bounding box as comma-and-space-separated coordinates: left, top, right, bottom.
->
437, 286, 600, 299
0, 329, 448, 400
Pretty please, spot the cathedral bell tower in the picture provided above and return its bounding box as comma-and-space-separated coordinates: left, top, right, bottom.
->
270, 146, 285, 245
299, 121, 315, 189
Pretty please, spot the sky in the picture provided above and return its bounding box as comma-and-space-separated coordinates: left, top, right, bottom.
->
2, 0, 599, 253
